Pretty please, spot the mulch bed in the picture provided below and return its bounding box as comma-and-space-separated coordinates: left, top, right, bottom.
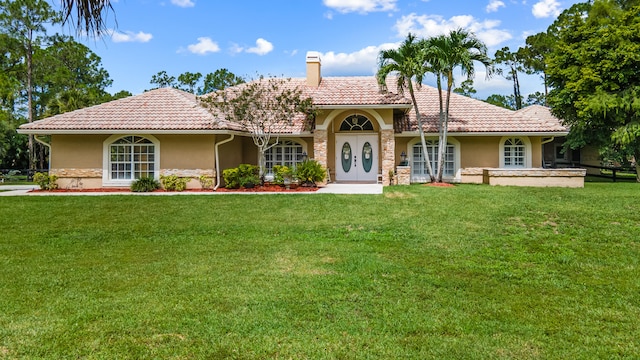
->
31, 184, 319, 193
423, 182, 456, 187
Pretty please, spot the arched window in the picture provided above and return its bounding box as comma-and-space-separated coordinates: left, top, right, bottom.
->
265, 140, 304, 176
412, 140, 456, 182
107, 136, 157, 181
502, 137, 526, 168
110, 136, 155, 180
340, 114, 374, 131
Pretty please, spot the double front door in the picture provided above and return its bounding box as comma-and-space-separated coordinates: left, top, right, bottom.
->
335, 134, 378, 182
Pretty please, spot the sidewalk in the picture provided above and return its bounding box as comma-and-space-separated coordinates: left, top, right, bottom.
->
0, 183, 383, 196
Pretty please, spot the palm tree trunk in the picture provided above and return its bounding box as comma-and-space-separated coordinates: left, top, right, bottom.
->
436, 74, 453, 183
408, 81, 435, 182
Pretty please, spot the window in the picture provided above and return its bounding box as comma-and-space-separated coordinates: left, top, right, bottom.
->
340, 115, 374, 131
264, 140, 304, 176
503, 137, 526, 167
108, 136, 156, 181
412, 140, 455, 181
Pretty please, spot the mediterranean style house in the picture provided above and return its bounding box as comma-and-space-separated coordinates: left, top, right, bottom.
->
18, 52, 586, 189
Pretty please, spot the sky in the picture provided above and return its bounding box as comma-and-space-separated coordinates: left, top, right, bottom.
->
53, 0, 583, 99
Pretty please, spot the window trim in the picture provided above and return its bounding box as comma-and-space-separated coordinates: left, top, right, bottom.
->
499, 136, 531, 168
102, 134, 160, 187
408, 137, 460, 182
263, 138, 308, 179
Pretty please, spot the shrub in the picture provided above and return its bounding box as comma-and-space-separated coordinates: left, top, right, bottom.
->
223, 164, 259, 189
160, 175, 189, 191
131, 177, 160, 192
199, 175, 214, 190
33, 172, 58, 190
295, 159, 325, 187
272, 165, 294, 185
222, 168, 241, 189
238, 164, 260, 188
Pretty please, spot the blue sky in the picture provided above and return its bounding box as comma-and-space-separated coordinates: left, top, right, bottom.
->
54, 0, 582, 98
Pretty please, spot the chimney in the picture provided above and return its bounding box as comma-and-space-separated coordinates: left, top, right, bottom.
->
306, 51, 321, 87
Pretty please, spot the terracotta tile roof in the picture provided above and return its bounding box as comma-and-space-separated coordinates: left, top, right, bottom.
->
299, 77, 411, 106
19, 76, 566, 135
392, 82, 568, 134
19, 88, 242, 132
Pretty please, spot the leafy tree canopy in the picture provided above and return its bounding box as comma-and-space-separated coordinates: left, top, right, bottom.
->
546, 0, 640, 178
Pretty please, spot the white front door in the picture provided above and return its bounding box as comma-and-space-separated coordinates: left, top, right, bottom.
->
335, 134, 378, 182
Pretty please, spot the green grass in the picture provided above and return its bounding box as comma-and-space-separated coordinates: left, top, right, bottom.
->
1, 183, 639, 359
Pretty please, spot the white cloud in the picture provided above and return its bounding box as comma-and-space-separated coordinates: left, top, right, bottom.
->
171, 0, 195, 7
394, 13, 512, 47
486, 0, 505, 13
187, 37, 220, 55
532, 0, 561, 18
323, 0, 397, 14
111, 30, 153, 43
246, 38, 274, 56
319, 43, 398, 75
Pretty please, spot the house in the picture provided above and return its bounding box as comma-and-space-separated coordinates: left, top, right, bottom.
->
18, 52, 585, 189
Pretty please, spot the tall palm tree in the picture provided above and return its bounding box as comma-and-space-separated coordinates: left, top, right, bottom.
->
425, 29, 493, 182
59, 0, 113, 36
377, 33, 436, 182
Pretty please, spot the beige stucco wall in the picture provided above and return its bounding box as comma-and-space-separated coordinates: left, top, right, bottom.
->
157, 134, 215, 170
50, 134, 218, 189
459, 137, 500, 168
51, 134, 107, 169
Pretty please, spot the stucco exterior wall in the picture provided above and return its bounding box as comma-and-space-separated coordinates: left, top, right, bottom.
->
51, 134, 107, 169
459, 137, 500, 168
51, 134, 218, 189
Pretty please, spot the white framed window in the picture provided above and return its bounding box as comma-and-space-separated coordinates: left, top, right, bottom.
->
264, 140, 305, 177
103, 135, 160, 186
409, 138, 459, 182
500, 137, 531, 168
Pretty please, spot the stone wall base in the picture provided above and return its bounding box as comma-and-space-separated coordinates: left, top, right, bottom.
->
51, 168, 216, 189
396, 166, 411, 185
482, 168, 586, 188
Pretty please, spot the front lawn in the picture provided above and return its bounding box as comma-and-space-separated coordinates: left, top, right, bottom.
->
1, 183, 638, 359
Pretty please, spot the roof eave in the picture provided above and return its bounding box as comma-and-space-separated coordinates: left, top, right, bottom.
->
16, 129, 248, 135
394, 131, 570, 137
315, 104, 412, 110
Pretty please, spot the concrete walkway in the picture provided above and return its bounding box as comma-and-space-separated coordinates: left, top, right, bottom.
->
0, 183, 383, 196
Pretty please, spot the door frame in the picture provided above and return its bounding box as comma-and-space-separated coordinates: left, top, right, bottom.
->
335, 133, 379, 182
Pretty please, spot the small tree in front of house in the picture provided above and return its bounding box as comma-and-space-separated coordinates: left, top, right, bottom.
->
204, 76, 314, 182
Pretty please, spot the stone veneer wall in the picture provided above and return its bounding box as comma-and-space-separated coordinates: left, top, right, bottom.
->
396, 166, 411, 185
381, 129, 395, 186
313, 129, 328, 185
51, 168, 102, 189
482, 168, 586, 188
50, 168, 216, 189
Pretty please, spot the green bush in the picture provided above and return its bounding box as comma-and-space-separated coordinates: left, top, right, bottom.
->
199, 175, 214, 190
33, 172, 58, 190
160, 175, 189, 191
130, 177, 160, 192
295, 159, 325, 186
222, 168, 240, 189
223, 164, 259, 189
272, 165, 295, 185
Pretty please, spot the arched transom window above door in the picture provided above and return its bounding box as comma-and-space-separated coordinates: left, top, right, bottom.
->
340, 114, 374, 131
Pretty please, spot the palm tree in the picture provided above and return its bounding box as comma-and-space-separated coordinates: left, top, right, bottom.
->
377, 33, 436, 182
424, 29, 493, 182
59, 0, 113, 36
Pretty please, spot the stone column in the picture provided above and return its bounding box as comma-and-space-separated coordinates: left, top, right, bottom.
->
396, 166, 411, 185
313, 129, 328, 185
381, 129, 395, 186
